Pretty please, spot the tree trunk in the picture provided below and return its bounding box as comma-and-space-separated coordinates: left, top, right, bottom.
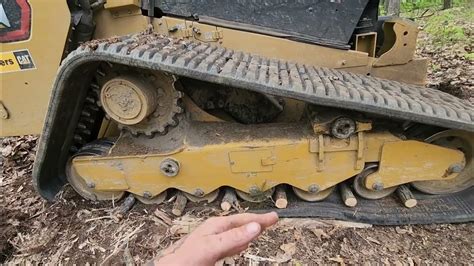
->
386, 0, 401, 16
443, 0, 453, 10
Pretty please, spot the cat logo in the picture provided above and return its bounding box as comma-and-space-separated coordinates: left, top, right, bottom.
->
0, 0, 31, 43
0, 49, 36, 73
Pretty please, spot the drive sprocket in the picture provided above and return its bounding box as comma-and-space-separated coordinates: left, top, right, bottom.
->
98, 66, 183, 137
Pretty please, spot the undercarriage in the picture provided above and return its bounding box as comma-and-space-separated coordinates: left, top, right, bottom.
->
32, 33, 474, 225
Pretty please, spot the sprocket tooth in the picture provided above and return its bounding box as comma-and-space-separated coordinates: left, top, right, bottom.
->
95, 99, 102, 107
144, 131, 155, 138
90, 82, 100, 91
88, 105, 99, 112
174, 106, 183, 114
169, 118, 178, 127
96, 68, 183, 137
96, 69, 106, 77
157, 125, 166, 132
158, 127, 169, 135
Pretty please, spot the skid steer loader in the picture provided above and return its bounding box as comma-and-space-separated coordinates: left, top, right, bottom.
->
1, 0, 472, 225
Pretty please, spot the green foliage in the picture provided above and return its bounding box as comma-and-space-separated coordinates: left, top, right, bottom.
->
379, 0, 472, 15
424, 8, 471, 45
431, 63, 441, 70
378, 1, 473, 58
464, 53, 474, 61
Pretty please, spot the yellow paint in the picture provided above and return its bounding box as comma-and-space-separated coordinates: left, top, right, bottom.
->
73, 131, 377, 197
0, 52, 18, 73
365, 140, 465, 189
0, 0, 70, 136
2, 2, 427, 137
93, 7, 426, 84
105, 0, 139, 9
72, 127, 454, 197
229, 149, 275, 173
72, 130, 464, 197
355, 32, 377, 57
374, 18, 419, 67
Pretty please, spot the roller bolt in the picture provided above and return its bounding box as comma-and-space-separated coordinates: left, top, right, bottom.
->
86, 182, 96, 189
194, 189, 204, 197
331, 117, 356, 139
217, 99, 225, 108
372, 182, 384, 191
249, 186, 260, 196
160, 158, 180, 177
143, 191, 152, 199
447, 164, 463, 175
308, 184, 320, 193
206, 101, 215, 109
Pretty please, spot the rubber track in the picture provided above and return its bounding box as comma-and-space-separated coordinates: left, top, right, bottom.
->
254, 187, 474, 225
71, 35, 474, 131
34, 34, 474, 224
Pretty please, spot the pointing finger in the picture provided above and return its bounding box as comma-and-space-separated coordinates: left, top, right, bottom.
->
199, 212, 279, 234
209, 222, 262, 259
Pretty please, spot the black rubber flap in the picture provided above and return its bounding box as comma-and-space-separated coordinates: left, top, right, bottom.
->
251, 187, 473, 225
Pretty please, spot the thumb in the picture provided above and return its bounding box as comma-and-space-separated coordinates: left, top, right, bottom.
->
211, 222, 262, 259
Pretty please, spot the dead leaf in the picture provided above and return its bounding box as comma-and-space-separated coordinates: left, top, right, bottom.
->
123, 245, 134, 266
329, 255, 345, 265
280, 242, 296, 256
395, 227, 408, 234
154, 208, 172, 226
366, 236, 381, 245
309, 228, 329, 240
1, 145, 12, 156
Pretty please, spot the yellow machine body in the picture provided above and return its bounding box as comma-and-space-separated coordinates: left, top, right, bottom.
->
1, 0, 427, 137
72, 126, 464, 198
0, 0, 70, 136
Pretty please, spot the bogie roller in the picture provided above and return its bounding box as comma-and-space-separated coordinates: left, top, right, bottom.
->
61, 67, 471, 223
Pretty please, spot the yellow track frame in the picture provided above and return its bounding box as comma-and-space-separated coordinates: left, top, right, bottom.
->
71, 122, 464, 198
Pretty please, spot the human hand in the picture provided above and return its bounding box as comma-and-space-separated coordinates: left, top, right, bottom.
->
153, 212, 279, 266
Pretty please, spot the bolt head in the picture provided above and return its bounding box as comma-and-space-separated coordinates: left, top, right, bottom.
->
143, 191, 152, 199
86, 182, 96, 189
448, 164, 463, 174
249, 186, 260, 196
308, 184, 320, 193
194, 189, 204, 197
160, 158, 180, 177
331, 117, 356, 139
372, 182, 384, 191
